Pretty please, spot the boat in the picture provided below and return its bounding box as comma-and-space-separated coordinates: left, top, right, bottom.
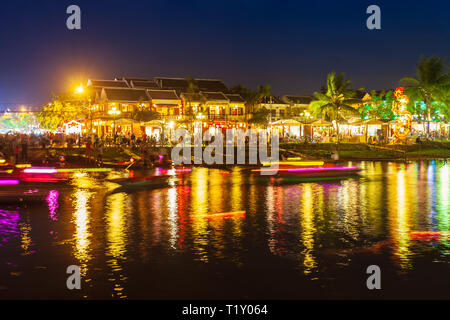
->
249, 158, 361, 182
251, 166, 361, 177
109, 175, 172, 193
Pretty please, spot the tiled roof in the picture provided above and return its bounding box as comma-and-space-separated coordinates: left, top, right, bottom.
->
155, 77, 228, 93
282, 95, 313, 104
195, 79, 228, 92
130, 80, 160, 89
88, 79, 129, 88
225, 94, 245, 103
120, 77, 149, 82
147, 89, 180, 100
201, 92, 229, 102
155, 78, 189, 90
102, 88, 149, 102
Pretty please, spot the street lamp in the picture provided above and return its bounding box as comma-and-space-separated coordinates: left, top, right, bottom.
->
74, 84, 93, 135
108, 106, 121, 142
75, 84, 84, 94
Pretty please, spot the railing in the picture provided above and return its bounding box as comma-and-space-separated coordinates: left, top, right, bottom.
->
90, 112, 247, 122
207, 114, 246, 121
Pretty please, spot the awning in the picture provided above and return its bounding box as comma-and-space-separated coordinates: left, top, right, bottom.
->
153, 104, 180, 107
271, 119, 300, 126
312, 119, 332, 126
143, 120, 164, 127
115, 118, 136, 125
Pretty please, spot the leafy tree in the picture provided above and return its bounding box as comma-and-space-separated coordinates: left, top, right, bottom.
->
257, 85, 272, 103
36, 94, 83, 131
309, 72, 362, 143
400, 55, 449, 132
248, 106, 270, 127
131, 109, 160, 122
434, 86, 450, 119
230, 84, 258, 114
185, 76, 199, 118
362, 90, 395, 119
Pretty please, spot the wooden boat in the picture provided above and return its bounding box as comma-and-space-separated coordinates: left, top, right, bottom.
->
109, 175, 172, 193
250, 166, 361, 178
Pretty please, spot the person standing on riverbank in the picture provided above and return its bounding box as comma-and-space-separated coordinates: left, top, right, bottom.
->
96, 141, 104, 166
21, 136, 28, 161
86, 139, 92, 164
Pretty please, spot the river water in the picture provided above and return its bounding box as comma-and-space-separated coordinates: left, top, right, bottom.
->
0, 160, 449, 299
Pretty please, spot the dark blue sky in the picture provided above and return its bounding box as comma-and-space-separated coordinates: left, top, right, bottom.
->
0, 0, 448, 108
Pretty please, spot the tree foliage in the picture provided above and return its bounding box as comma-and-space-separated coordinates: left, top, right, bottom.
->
248, 106, 270, 127
309, 72, 362, 121
400, 55, 449, 125
362, 90, 395, 119
36, 94, 84, 131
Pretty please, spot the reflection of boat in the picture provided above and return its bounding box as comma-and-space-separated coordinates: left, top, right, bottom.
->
251, 166, 361, 178
0, 180, 62, 202
109, 175, 172, 193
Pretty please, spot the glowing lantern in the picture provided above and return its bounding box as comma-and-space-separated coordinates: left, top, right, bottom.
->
392, 87, 412, 139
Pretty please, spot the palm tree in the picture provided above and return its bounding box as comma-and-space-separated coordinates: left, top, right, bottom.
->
230, 84, 258, 118
185, 76, 199, 119
257, 85, 272, 103
248, 107, 270, 128
256, 85, 274, 121
434, 86, 450, 120
400, 56, 449, 133
309, 72, 362, 144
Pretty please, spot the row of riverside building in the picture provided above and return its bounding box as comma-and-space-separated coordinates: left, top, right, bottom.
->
80, 76, 315, 139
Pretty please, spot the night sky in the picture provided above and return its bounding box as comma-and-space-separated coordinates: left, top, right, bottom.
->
0, 0, 448, 108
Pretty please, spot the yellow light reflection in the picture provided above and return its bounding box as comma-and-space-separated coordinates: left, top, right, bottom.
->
387, 164, 412, 269
105, 191, 127, 298
190, 168, 209, 262
301, 184, 317, 274
72, 189, 93, 273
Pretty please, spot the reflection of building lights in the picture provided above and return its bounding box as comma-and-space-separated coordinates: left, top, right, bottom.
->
301, 184, 316, 274
46, 190, 59, 221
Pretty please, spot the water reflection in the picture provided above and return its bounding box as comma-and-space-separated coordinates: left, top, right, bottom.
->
301, 184, 316, 274
2, 160, 449, 298
387, 164, 413, 269
105, 190, 128, 298
0, 209, 20, 246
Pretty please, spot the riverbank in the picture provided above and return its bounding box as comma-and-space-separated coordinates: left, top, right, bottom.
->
16, 141, 450, 167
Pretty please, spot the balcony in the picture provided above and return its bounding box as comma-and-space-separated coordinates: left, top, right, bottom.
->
206, 114, 246, 121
